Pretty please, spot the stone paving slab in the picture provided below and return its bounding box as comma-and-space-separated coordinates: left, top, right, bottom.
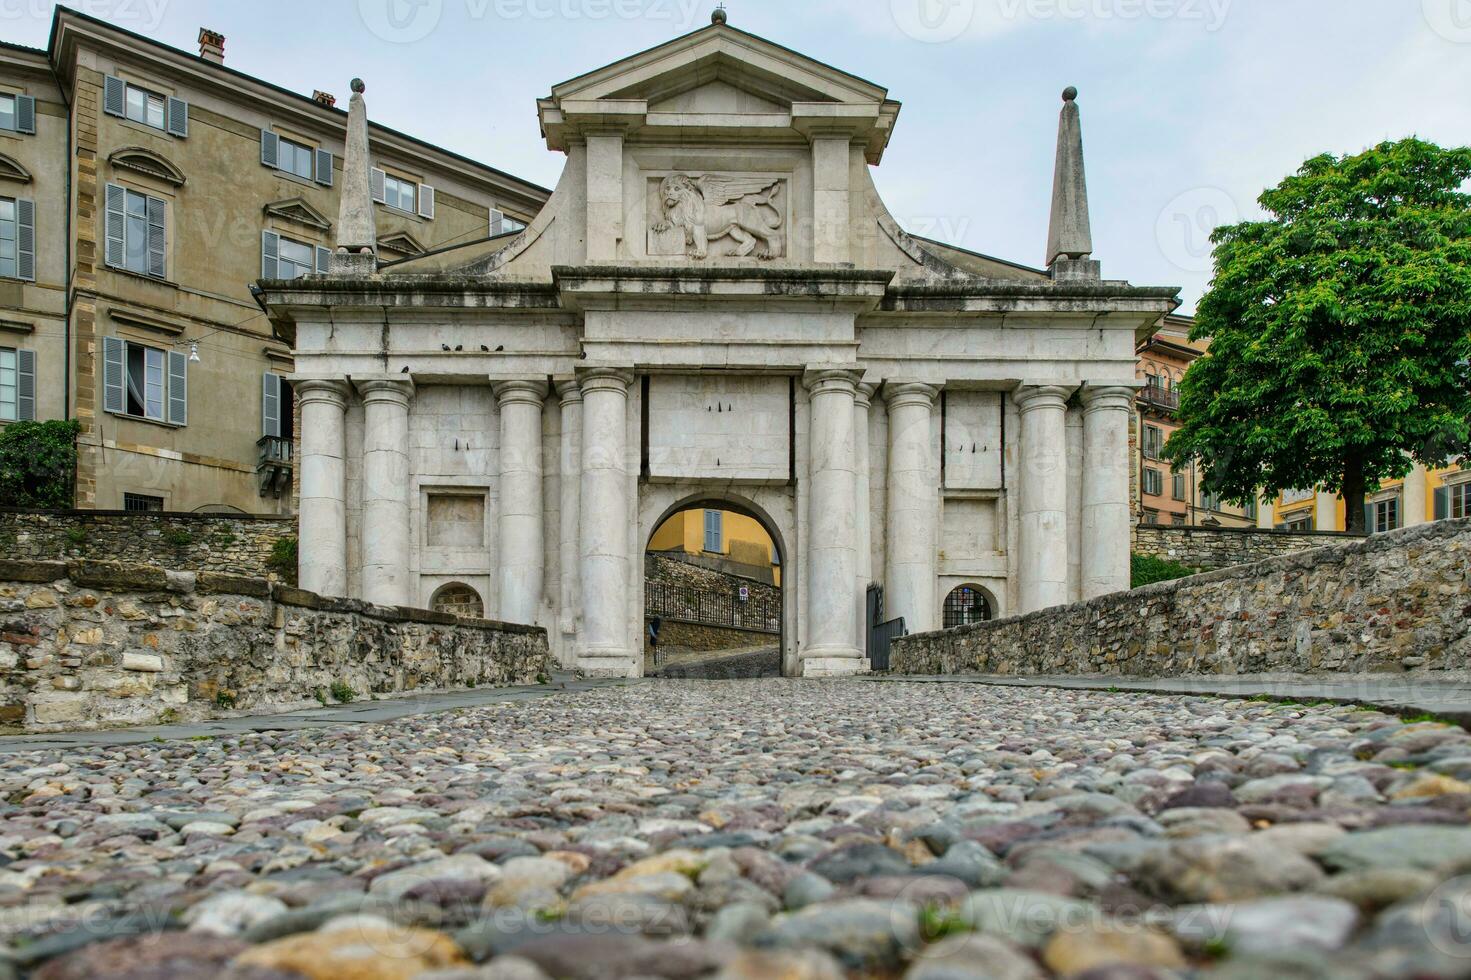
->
863, 672, 1471, 725
0, 677, 631, 753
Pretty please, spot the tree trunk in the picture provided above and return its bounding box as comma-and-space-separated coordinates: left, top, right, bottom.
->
1343, 458, 1367, 535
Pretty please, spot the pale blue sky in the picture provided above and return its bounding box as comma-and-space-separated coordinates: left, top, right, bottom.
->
9, 0, 1469, 310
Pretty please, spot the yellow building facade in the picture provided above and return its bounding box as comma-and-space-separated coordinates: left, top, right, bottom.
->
1268, 462, 1469, 533
647, 508, 782, 586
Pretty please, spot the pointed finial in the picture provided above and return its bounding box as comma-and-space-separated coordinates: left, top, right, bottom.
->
712, 4, 727, 25
1045, 83, 1097, 278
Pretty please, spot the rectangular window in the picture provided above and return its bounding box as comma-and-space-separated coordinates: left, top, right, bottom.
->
0, 197, 15, 279
261, 372, 294, 440
103, 76, 186, 136
1172, 512, 1187, 526
1283, 514, 1312, 532
0, 346, 15, 420
1374, 497, 1400, 534
0, 94, 24, 134
1245, 499, 1259, 521
1171, 472, 1186, 501
1142, 468, 1163, 496
278, 136, 314, 180
703, 509, 723, 553
123, 492, 164, 512
105, 184, 166, 278
278, 236, 314, 278
1143, 508, 1160, 526
1142, 424, 1163, 460
124, 84, 166, 130
384, 174, 416, 213
1451, 483, 1471, 520
103, 336, 185, 424
1200, 490, 1223, 513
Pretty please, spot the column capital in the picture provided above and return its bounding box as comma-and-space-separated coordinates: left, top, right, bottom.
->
493, 379, 549, 407
1080, 383, 1139, 414
554, 378, 583, 405
356, 377, 414, 406
1013, 383, 1075, 414
854, 381, 877, 410
292, 378, 350, 408
577, 366, 635, 395
883, 381, 939, 410
803, 366, 862, 396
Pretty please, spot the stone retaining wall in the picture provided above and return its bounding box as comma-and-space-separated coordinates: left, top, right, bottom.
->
1132, 523, 1362, 571
0, 559, 549, 733
896, 518, 1471, 677
0, 510, 295, 580
650, 619, 778, 653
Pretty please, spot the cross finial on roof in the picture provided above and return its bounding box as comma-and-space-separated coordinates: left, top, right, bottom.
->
712, 4, 727, 25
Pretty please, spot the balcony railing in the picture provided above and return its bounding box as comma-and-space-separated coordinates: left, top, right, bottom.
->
257, 435, 293, 498
1139, 384, 1180, 414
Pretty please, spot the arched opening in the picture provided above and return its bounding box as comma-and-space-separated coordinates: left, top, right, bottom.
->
644, 498, 784, 678
430, 582, 484, 619
942, 584, 994, 628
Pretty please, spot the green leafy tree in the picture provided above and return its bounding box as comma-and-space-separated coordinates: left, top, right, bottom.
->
1165, 138, 1471, 534
0, 419, 80, 509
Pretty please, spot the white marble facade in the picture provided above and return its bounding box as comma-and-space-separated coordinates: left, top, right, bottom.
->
266, 16, 1178, 677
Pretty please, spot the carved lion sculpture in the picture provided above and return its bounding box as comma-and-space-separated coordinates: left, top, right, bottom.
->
652, 174, 784, 260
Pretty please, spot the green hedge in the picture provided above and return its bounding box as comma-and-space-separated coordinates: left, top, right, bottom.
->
1131, 553, 1200, 589
0, 419, 79, 509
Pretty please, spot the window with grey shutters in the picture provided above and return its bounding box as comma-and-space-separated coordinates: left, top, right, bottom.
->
703, 510, 723, 553
101, 336, 186, 425
0, 94, 35, 135
165, 96, 187, 137
104, 183, 167, 278
260, 129, 279, 168
370, 167, 385, 204
418, 184, 434, 219
0, 197, 33, 281
316, 245, 330, 274
262, 373, 294, 440
0, 346, 33, 421
103, 76, 186, 137
314, 148, 333, 186
262, 230, 320, 280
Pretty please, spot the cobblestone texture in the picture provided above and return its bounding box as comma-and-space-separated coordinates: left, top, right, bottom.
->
898, 518, 1471, 678
3, 680, 1470, 978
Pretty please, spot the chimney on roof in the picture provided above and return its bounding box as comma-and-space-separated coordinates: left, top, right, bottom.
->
313, 90, 337, 108
198, 28, 225, 64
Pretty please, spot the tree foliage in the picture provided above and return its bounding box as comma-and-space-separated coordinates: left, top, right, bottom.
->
1164, 138, 1471, 533
0, 420, 79, 509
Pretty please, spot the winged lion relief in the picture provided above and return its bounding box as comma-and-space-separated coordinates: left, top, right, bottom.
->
649, 173, 785, 260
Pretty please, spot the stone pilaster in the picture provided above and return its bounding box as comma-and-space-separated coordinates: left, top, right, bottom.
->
578, 368, 634, 676
810, 135, 851, 263
556, 380, 583, 665
358, 378, 413, 607
884, 382, 940, 634
294, 379, 350, 597
494, 380, 547, 626
802, 368, 863, 675
585, 134, 624, 261
1080, 384, 1136, 600
1016, 384, 1074, 613
853, 382, 875, 653
1403, 461, 1429, 526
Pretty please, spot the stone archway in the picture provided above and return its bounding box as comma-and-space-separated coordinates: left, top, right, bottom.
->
941, 583, 996, 628
638, 486, 796, 677
430, 582, 485, 619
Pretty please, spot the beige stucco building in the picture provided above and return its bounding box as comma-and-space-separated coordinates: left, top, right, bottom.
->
264, 13, 1179, 677
0, 9, 546, 513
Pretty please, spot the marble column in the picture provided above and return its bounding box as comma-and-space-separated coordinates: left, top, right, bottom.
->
853, 382, 875, 651
1016, 384, 1073, 613
1080, 385, 1136, 600
884, 382, 940, 634
295, 379, 349, 597
1403, 461, 1429, 526
359, 378, 413, 607
556, 381, 583, 664
495, 380, 547, 625
803, 368, 863, 675
578, 368, 634, 676
1314, 490, 1339, 532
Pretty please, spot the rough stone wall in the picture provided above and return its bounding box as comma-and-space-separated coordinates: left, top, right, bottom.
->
896, 518, 1471, 678
1132, 524, 1363, 571
649, 618, 778, 653
0, 510, 295, 580
0, 559, 549, 733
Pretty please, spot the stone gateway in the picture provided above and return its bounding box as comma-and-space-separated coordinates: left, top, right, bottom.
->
263, 14, 1179, 677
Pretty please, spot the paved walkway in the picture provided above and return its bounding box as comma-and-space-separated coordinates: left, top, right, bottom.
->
863, 672, 1471, 724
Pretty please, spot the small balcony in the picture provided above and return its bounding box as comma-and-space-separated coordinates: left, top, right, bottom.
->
257, 435, 294, 498
1139, 384, 1180, 415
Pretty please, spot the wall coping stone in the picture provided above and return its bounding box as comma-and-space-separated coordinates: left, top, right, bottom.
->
0, 507, 294, 523
0, 560, 67, 583
1135, 524, 1364, 540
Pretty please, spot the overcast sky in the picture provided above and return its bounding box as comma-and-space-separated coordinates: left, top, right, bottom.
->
9, 0, 1469, 310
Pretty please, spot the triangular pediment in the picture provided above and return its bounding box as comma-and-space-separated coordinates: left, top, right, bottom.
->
648, 78, 787, 115
377, 231, 427, 257
263, 197, 332, 232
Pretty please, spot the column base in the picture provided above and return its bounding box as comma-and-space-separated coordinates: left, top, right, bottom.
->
578, 648, 639, 678
800, 648, 865, 677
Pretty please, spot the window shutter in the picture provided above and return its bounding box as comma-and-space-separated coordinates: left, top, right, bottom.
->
14, 95, 34, 134
145, 195, 166, 278
262, 372, 281, 438
102, 336, 125, 414
489, 208, 504, 236
314, 148, 333, 186
165, 97, 188, 138
418, 183, 435, 219
315, 245, 331, 274
16, 348, 34, 420
103, 75, 125, 117
370, 167, 385, 204
260, 129, 279, 168
1434, 486, 1450, 521
104, 183, 126, 268
1364, 503, 1374, 534
260, 230, 279, 279
15, 198, 33, 281
167, 349, 186, 426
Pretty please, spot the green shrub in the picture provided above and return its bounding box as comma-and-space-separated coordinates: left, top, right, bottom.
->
162, 528, 193, 548
268, 537, 298, 585
1131, 553, 1200, 589
64, 527, 87, 546
214, 690, 237, 709
0, 419, 80, 509
330, 681, 356, 703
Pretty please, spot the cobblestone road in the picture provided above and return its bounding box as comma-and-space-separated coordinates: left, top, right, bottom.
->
4, 680, 1471, 978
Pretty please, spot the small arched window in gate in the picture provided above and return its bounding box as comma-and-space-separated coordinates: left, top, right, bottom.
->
430, 582, 484, 619
942, 585, 992, 628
